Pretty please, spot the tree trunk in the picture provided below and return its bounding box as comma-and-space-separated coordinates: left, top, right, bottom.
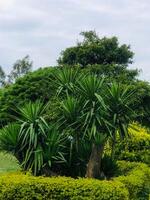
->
85, 143, 104, 178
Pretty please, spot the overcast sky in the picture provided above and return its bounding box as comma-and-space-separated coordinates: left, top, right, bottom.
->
0, 0, 150, 81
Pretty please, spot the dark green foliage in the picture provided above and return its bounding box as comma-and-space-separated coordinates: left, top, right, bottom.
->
106, 83, 137, 159
0, 67, 57, 126
0, 67, 145, 179
0, 123, 20, 153
53, 68, 137, 178
58, 31, 134, 66
0, 65, 143, 127
132, 81, 150, 127
56, 68, 109, 143
82, 64, 139, 84
53, 68, 110, 178
101, 155, 118, 178
59, 136, 92, 177
0, 101, 66, 175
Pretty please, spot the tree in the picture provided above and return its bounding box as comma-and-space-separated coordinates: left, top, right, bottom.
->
0, 67, 57, 126
53, 68, 108, 178
54, 68, 137, 178
58, 31, 139, 85
131, 81, 150, 127
8, 55, 32, 83
54, 68, 107, 178
58, 31, 134, 66
0, 66, 6, 86
82, 64, 139, 84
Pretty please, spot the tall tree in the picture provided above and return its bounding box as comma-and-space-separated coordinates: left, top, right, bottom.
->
54, 68, 137, 178
0, 66, 6, 86
8, 55, 32, 83
58, 31, 134, 66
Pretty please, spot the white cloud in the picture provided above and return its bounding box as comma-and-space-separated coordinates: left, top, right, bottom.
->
0, 0, 150, 81
0, 0, 15, 11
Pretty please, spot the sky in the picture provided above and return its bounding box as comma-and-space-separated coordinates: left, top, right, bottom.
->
0, 0, 150, 81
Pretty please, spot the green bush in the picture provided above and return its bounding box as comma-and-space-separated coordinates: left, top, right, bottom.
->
115, 123, 150, 165
0, 174, 128, 200
0, 152, 20, 173
0, 161, 149, 200
0, 67, 57, 126
114, 161, 150, 200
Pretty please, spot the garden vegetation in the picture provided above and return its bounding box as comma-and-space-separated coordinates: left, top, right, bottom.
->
0, 31, 149, 199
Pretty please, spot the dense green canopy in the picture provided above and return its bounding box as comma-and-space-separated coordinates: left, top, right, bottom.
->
58, 31, 134, 66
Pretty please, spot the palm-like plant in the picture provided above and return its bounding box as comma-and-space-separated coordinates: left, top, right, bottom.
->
59, 96, 83, 170
76, 75, 109, 178
55, 68, 137, 178
55, 70, 110, 178
0, 101, 66, 175
0, 123, 21, 160
52, 67, 84, 96
106, 82, 136, 159
76, 75, 108, 138
43, 125, 66, 169
17, 101, 49, 149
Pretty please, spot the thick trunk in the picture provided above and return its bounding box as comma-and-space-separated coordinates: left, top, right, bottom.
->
85, 143, 104, 178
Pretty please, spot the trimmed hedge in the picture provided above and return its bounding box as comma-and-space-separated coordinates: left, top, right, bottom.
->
0, 161, 149, 200
0, 174, 128, 200
115, 161, 150, 200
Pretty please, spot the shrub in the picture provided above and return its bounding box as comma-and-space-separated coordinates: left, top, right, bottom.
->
0, 174, 129, 200
0, 152, 20, 174
0, 101, 67, 176
0, 67, 57, 126
0, 161, 149, 200
114, 161, 150, 200
115, 123, 150, 165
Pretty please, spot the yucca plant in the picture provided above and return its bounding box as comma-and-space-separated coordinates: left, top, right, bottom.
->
76, 75, 109, 178
55, 68, 137, 179
17, 101, 49, 149
106, 82, 136, 159
59, 96, 83, 169
0, 101, 66, 175
43, 125, 66, 171
56, 72, 110, 178
52, 67, 85, 96
0, 123, 21, 160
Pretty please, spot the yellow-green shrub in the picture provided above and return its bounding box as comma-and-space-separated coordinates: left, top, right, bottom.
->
114, 161, 150, 200
0, 161, 149, 200
115, 123, 150, 165
0, 173, 128, 200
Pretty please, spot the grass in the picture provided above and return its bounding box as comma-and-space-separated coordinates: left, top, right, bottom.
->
0, 152, 20, 174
